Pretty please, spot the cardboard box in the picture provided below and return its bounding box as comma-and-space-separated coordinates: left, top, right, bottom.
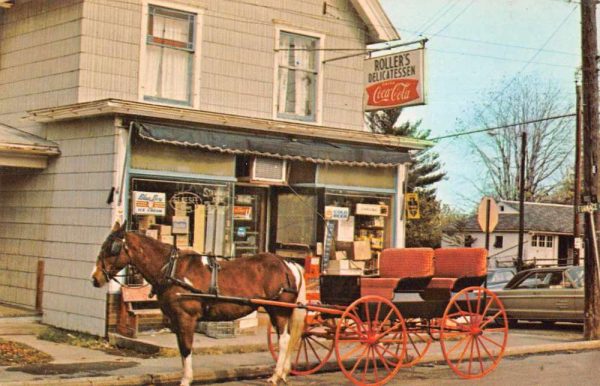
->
334, 251, 347, 260
328, 260, 366, 271
138, 215, 156, 231
151, 224, 172, 236
193, 204, 206, 254
176, 235, 190, 248
160, 235, 174, 245
353, 240, 372, 261
145, 229, 158, 239
172, 216, 189, 234
174, 201, 188, 216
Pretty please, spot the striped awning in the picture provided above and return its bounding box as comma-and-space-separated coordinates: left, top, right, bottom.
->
135, 122, 410, 168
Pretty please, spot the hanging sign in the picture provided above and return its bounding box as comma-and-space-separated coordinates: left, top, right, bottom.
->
133, 191, 166, 215
356, 203, 385, 216
364, 48, 425, 111
405, 193, 420, 220
233, 206, 253, 220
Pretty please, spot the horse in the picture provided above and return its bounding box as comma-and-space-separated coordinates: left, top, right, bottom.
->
91, 222, 306, 386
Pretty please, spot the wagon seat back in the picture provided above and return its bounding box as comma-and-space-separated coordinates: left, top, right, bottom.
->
360, 248, 434, 300
423, 248, 487, 300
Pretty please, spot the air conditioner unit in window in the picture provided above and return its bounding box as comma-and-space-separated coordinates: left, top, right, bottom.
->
251, 157, 287, 183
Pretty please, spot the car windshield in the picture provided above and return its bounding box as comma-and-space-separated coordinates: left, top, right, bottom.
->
488, 270, 514, 283
566, 266, 584, 288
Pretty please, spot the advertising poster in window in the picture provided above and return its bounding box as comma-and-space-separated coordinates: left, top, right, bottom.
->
363, 48, 425, 111
133, 191, 166, 215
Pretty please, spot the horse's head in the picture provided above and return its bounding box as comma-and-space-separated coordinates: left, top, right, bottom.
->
91, 221, 129, 287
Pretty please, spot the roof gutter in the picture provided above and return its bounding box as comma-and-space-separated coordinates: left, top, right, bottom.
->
0, 142, 60, 156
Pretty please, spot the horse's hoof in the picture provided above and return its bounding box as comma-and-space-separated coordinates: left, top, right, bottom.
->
266, 376, 278, 385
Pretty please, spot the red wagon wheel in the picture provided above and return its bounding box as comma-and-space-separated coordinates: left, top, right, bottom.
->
334, 295, 407, 386
402, 319, 432, 367
267, 311, 336, 375
440, 286, 508, 379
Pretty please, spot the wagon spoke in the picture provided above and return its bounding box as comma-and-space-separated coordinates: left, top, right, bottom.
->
341, 341, 366, 361
474, 335, 484, 374
481, 297, 495, 318
479, 333, 504, 348
475, 288, 483, 315
306, 336, 331, 352
374, 345, 393, 372
348, 345, 369, 377
477, 336, 498, 363
479, 311, 504, 329
446, 333, 471, 356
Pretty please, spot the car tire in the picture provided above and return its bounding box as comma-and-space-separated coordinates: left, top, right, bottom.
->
507, 318, 519, 329
541, 321, 555, 328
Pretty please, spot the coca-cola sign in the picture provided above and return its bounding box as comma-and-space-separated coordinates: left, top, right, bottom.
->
364, 48, 425, 111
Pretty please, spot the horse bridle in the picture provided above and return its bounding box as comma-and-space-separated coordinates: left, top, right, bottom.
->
100, 235, 131, 284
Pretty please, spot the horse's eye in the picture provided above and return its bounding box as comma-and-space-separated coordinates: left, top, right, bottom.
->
110, 240, 122, 255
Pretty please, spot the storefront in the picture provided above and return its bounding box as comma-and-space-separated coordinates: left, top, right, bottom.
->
125, 120, 410, 276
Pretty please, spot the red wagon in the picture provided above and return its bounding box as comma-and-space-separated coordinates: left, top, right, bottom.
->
266, 247, 509, 385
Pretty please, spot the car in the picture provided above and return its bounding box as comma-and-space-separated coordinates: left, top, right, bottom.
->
486, 267, 516, 290
492, 266, 583, 327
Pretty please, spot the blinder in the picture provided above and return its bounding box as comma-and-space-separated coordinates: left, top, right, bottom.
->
110, 238, 124, 255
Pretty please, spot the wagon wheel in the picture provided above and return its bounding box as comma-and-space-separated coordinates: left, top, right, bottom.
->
267, 311, 336, 375
334, 295, 407, 386
402, 318, 432, 367
439, 286, 508, 379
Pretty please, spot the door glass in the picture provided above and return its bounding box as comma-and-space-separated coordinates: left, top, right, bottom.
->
233, 186, 267, 257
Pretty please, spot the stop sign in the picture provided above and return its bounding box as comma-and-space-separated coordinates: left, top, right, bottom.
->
477, 197, 499, 233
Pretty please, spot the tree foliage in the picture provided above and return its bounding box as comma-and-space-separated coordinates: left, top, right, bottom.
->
460, 75, 574, 201
366, 108, 446, 247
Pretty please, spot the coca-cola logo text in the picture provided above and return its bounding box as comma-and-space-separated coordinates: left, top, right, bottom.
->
366, 79, 419, 107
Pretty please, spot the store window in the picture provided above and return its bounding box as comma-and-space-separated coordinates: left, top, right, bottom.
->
143, 5, 196, 106
325, 191, 392, 274
129, 178, 232, 257
494, 235, 503, 248
276, 31, 319, 122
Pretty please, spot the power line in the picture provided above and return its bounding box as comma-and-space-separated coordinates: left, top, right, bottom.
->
430, 113, 576, 141
430, 0, 477, 37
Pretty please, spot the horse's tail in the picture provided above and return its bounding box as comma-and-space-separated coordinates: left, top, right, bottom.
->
284, 261, 306, 375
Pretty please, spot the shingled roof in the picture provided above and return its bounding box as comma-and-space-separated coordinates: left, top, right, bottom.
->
464, 201, 580, 235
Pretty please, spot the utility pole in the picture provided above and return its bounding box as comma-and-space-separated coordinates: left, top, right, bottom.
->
581, 0, 600, 340
574, 80, 582, 266
517, 132, 526, 272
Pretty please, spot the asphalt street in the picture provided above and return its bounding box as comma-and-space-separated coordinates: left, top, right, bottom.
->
215, 348, 599, 386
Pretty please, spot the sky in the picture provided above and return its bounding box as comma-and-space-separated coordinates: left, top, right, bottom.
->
381, 0, 582, 212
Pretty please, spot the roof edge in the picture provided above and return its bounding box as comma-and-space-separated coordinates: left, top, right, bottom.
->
350, 0, 399, 43
27, 98, 431, 151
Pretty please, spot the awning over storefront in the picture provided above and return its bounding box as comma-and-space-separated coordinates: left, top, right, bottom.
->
135, 122, 411, 168
0, 123, 60, 170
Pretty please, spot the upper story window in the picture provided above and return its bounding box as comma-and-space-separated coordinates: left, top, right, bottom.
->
143, 5, 196, 106
276, 31, 319, 122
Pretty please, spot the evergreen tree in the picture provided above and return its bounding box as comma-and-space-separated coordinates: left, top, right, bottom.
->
366, 109, 446, 247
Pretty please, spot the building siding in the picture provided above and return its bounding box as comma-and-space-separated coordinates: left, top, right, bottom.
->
75, 0, 369, 130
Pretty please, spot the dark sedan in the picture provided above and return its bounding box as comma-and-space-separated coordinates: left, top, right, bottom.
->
493, 266, 583, 327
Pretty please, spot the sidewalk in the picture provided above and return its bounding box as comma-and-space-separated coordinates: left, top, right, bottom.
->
1, 306, 599, 386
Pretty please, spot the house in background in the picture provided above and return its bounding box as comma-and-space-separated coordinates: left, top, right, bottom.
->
444, 200, 580, 268
0, 0, 428, 336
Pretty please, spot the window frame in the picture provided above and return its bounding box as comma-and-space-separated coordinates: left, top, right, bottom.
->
139, 1, 203, 108
273, 26, 324, 124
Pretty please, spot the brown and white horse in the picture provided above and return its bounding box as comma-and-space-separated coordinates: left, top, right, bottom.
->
91, 222, 306, 386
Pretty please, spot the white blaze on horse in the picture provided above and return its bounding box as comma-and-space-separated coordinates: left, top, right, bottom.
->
91, 222, 306, 386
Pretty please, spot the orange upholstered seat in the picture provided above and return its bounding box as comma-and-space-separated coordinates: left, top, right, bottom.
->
361, 248, 434, 299
427, 248, 488, 291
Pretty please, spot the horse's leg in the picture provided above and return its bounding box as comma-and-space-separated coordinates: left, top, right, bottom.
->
174, 314, 197, 386
267, 311, 290, 385
282, 306, 307, 381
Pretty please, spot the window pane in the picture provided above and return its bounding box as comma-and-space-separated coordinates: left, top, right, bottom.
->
150, 7, 193, 47
531, 236, 537, 247
277, 31, 318, 120
145, 45, 190, 102
276, 193, 316, 245
546, 236, 553, 247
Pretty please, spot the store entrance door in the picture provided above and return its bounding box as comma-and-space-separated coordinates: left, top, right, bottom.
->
233, 186, 268, 257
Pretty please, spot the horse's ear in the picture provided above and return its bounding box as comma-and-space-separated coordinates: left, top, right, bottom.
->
112, 221, 121, 232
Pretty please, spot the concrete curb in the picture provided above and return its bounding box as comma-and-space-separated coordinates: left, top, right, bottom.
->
4, 340, 600, 385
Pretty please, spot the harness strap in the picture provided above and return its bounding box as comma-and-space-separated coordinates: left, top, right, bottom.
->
207, 255, 220, 295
